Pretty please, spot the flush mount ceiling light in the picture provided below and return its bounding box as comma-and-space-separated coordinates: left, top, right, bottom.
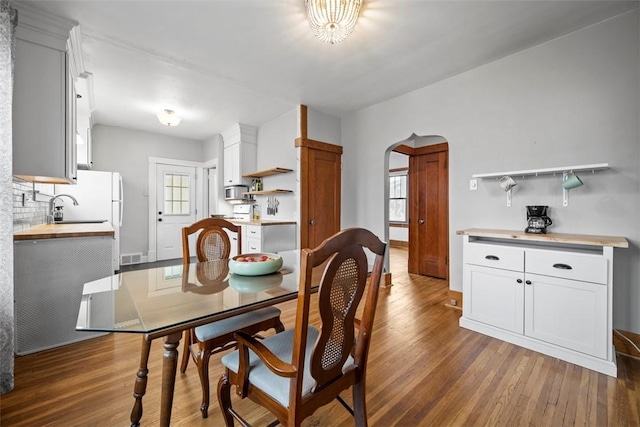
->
157, 109, 182, 127
305, 0, 363, 44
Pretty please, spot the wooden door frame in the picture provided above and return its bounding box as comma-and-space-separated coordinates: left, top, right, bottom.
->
295, 137, 343, 249
390, 142, 449, 280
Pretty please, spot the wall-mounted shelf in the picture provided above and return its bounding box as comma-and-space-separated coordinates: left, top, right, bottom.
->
243, 167, 293, 178
472, 163, 609, 179
244, 189, 293, 196
472, 163, 609, 207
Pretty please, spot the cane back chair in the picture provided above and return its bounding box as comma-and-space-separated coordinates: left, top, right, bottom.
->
217, 227, 387, 426
180, 217, 285, 418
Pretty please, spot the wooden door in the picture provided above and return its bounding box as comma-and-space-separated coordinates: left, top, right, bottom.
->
408, 143, 449, 279
298, 139, 342, 250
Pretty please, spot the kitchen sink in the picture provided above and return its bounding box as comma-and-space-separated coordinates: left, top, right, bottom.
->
54, 220, 108, 224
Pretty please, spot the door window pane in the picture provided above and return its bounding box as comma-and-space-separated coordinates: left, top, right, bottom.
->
164, 173, 190, 215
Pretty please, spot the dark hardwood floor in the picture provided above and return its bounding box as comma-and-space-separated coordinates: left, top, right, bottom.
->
1, 248, 639, 426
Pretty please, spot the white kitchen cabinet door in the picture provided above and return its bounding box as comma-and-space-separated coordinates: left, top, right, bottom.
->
463, 264, 524, 334
223, 228, 240, 257
223, 143, 240, 186
223, 142, 257, 186
13, 38, 76, 183
524, 273, 608, 359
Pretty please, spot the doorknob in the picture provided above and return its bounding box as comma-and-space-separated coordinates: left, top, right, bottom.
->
158, 211, 162, 215
158, 218, 163, 222
309, 220, 315, 225
418, 219, 425, 224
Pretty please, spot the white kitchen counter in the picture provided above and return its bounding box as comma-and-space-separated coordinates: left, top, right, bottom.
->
228, 219, 296, 226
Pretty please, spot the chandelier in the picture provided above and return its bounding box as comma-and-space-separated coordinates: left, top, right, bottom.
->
305, 0, 363, 44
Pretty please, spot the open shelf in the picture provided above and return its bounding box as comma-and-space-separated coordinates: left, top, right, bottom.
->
244, 189, 293, 196
472, 163, 608, 179
243, 167, 293, 179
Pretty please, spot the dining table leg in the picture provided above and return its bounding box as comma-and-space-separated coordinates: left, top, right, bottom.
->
160, 332, 183, 427
130, 336, 152, 427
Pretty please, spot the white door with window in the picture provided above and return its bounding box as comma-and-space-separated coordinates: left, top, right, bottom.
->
156, 164, 197, 261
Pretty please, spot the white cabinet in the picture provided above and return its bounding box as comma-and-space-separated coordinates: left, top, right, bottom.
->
223, 228, 240, 258
464, 264, 524, 334
241, 223, 296, 254
524, 273, 607, 358
223, 142, 257, 186
14, 236, 111, 355
221, 123, 257, 186
459, 229, 627, 377
12, 9, 77, 184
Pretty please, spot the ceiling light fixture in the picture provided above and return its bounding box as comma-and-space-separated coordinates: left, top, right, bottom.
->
157, 109, 182, 127
305, 0, 363, 44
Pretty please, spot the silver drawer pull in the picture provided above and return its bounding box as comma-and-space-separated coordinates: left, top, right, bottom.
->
553, 263, 573, 270
485, 255, 500, 261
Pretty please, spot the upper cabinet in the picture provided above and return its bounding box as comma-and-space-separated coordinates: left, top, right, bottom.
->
221, 123, 257, 186
12, 6, 78, 184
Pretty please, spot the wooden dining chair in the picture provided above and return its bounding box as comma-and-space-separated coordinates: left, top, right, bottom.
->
217, 227, 387, 427
180, 217, 285, 418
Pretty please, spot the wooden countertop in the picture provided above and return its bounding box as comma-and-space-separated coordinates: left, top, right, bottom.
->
456, 228, 628, 248
14, 222, 115, 240
228, 219, 297, 226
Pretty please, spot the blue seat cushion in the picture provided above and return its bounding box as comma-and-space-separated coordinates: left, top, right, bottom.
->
194, 306, 281, 342
221, 326, 354, 408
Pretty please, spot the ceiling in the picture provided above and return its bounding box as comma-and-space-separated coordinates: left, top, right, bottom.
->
13, 0, 639, 141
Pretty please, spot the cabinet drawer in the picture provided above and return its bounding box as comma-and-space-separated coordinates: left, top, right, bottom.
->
526, 251, 608, 285
247, 237, 262, 253
464, 243, 524, 272
245, 225, 262, 239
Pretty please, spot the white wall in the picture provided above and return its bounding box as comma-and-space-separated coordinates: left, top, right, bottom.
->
91, 124, 205, 257
342, 11, 640, 332
254, 109, 298, 222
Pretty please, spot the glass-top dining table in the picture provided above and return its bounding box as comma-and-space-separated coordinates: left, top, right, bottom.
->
76, 250, 306, 427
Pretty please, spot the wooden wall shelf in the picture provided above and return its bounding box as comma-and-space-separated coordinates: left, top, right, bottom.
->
243, 167, 293, 178
244, 189, 293, 196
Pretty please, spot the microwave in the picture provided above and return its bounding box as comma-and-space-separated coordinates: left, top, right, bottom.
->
224, 185, 251, 203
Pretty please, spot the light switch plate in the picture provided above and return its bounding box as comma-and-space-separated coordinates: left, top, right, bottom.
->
469, 179, 478, 191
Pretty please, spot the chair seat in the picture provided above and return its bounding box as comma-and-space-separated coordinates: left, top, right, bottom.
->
221, 326, 354, 408
195, 306, 282, 342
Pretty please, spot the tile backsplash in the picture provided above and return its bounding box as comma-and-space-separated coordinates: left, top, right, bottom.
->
12, 179, 49, 232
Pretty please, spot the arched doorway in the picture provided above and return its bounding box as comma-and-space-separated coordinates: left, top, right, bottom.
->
384, 134, 449, 281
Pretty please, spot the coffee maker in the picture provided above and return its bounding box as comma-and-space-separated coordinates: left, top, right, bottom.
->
525, 205, 552, 234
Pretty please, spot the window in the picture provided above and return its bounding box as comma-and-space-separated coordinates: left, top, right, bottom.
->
163, 173, 190, 215
389, 172, 408, 223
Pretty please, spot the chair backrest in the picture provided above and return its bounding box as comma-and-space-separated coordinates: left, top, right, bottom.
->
292, 227, 387, 403
182, 218, 241, 263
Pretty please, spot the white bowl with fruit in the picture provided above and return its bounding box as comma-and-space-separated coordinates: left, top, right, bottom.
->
228, 253, 283, 276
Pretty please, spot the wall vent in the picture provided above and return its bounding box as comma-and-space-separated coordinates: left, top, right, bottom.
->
120, 253, 143, 265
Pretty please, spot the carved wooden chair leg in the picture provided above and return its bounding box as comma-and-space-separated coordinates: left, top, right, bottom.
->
353, 380, 368, 427
197, 348, 212, 418
217, 371, 234, 427
179, 330, 191, 373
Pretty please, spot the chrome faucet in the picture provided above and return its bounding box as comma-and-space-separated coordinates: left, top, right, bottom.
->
47, 194, 79, 224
